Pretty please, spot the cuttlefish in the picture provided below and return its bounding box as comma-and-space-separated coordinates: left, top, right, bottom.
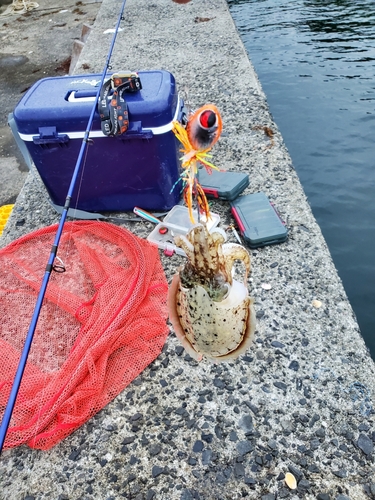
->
168, 224, 256, 362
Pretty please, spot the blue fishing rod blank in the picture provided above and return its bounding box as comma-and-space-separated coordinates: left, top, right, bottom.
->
0, 0, 128, 454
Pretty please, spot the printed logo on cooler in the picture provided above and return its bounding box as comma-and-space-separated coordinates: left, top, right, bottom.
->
70, 79, 101, 86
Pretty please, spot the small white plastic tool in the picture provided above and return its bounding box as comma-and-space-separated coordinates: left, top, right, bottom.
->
146, 205, 221, 256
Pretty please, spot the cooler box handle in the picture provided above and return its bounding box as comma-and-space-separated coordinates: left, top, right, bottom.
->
67, 90, 98, 102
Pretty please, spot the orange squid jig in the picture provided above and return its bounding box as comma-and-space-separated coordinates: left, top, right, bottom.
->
172, 104, 223, 223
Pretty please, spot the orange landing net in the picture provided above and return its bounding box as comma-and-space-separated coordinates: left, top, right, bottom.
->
0, 221, 169, 450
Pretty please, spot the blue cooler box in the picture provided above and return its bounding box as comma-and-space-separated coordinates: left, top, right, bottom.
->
12, 70, 184, 213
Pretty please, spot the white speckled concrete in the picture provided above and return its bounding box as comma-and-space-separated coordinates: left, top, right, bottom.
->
1, 0, 375, 499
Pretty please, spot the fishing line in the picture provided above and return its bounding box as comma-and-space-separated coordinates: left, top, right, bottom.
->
0, 0, 129, 454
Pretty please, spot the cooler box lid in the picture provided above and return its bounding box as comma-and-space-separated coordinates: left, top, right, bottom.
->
13, 70, 179, 135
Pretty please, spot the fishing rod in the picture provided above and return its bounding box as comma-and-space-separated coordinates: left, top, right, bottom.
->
0, 0, 129, 454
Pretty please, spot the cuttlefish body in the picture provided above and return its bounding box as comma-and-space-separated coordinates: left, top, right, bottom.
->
168, 224, 256, 362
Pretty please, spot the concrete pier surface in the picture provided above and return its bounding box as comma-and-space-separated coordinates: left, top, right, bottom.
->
1, 0, 375, 498
0, 0, 102, 206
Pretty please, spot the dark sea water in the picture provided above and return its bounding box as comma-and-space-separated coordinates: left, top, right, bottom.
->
227, 0, 375, 357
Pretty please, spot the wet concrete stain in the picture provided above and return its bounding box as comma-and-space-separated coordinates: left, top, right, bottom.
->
0, 54, 29, 66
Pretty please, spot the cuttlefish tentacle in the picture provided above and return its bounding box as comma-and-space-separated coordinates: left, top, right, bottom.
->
222, 243, 251, 285
174, 227, 228, 281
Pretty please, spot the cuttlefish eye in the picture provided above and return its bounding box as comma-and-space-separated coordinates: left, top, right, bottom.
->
199, 110, 217, 129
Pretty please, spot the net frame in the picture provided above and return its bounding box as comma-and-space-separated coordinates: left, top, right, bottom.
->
0, 221, 169, 450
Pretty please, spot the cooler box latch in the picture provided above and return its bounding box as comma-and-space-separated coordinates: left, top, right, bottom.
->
33, 127, 69, 145
119, 121, 153, 140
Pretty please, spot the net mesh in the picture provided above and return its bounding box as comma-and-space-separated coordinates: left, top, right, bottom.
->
0, 221, 169, 450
